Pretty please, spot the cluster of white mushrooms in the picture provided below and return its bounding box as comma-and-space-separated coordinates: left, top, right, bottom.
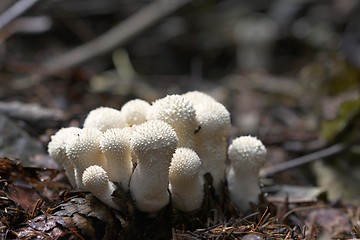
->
48, 91, 267, 214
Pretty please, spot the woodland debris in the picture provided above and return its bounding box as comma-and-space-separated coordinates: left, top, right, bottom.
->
0, 114, 45, 164
0, 101, 66, 126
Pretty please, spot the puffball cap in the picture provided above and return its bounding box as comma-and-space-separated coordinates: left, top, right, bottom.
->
100, 127, 132, 158
48, 127, 82, 164
197, 103, 230, 133
83, 106, 126, 132
170, 148, 201, 179
65, 128, 104, 168
228, 136, 267, 170
131, 120, 178, 158
183, 91, 230, 134
120, 99, 151, 126
147, 95, 197, 129
82, 165, 109, 190
182, 91, 215, 103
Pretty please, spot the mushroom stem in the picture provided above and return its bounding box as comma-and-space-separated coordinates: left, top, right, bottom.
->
82, 165, 120, 210
100, 127, 133, 191
195, 137, 227, 193
183, 91, 231, 193
129, 120, 178, 213
227, 168, 261, 211
66, 128, 107, 189
226, 136, 267, 212
169, 148, 204, 212
47, 127, 82, 188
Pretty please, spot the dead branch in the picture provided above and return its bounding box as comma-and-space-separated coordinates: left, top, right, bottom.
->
34, 0, 194, 77
0, 101, 66, 125
261, 143, 347, 177
0, 0, 41, 30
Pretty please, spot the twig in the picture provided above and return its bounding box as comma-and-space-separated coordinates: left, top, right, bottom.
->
0, 0, 41, 30
0, 101, 65, 124
36, 0, 194, 76
261, 143, 347, 177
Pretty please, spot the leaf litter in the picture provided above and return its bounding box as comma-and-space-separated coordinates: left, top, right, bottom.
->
1, 1, 360, 239
0, 157, 359, 239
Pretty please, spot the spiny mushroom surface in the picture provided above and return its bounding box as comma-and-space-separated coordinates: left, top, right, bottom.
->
48, 90, 269, 216
100, 127, 133, 191
47, 127, 82, 187
83, 106, 126, 132
227, 136, 267, 212
120, 99, 151, 126
82, 165, 120, 210
169, 148, 204, 212
183, 91, 231, 193
65, 128, 107, 189
147, 94, 198, 148
129, 120, 178, 213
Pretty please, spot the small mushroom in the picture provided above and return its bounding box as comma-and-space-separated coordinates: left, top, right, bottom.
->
183, 91, 231, 193
120, 99, 151, 126
226, 136, 267, 212
47, 127, 82, 188
100, 127, 133, 191
129, 120, 178, 213
169, 148, 204, 212
65, 128, 107, 189
82, 165, 120, 210
83, 106, 126, 132
147, 94, 198, 148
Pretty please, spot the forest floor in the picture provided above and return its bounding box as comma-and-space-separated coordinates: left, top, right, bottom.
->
1, 0, 360, 239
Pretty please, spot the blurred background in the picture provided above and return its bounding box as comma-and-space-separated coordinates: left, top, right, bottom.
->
1, 0, 360, 204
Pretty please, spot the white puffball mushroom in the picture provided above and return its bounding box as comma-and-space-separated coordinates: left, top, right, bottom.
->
227, 136, 267, 212
183, 91, 231, 193
83, 106, 126, 132
47, 127, 82, 188
100, 127, 133, 191
120, 99, 151, 126
129, 120, 178, 213
82, 165, 120, 210
169, 148, 204, 212
66, 128, 107, 189
147, 94, 198, 148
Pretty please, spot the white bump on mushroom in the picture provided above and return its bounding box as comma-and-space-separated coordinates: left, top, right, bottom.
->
65, 128, 107, 189
147, 94, 198, 148
183, 91, 231, 193
83, 106, 126, 132
120, 99, 151, 126
182, 90, 215, 103
82, 165, 120, 210
169, 148, 204, 212
227, 136, 267, 212
48, 127, 82, 188
100, 127, 133, 190
129, 120, 178, 213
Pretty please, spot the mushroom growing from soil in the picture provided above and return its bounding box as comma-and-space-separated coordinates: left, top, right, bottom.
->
83, 106, 127, 132
169, 148, 204, 212
82, 165, 120, 210
183, 91, 231, 194
47, 127, 82, 187
226, 136, 267, 212
147, 94, 198, 148
120, 99, 151, 126
129, 120, 178, 213
100, 127, 133, 191
65, 128, 107, 189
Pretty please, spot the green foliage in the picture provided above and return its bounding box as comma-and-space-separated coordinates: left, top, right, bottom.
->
321, 97, 360, 142
323, 55, 360, 95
